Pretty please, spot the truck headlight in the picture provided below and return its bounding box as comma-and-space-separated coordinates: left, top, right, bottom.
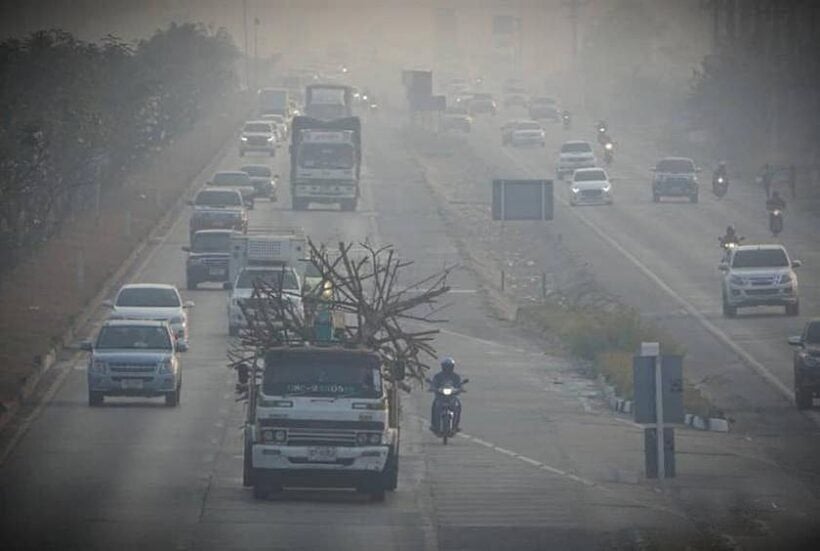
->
157, 359, 173, 374
571, 187, 580, 194
729, 275, 745, 286
356, 433, 368, 446
368, 433, 382, 445
262, 430, 274, 442
273, 430, 287, 442
267, 136, 274, 142
780, 273, 793, 284
240, 136, 248, 142
90, 359, 107, 374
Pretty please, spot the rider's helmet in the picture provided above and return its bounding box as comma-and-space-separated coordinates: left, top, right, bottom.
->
440, 357, 455, 374
726, 225, 735, 236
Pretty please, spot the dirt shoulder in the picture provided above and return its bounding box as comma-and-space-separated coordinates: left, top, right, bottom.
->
0, 93, 251, 405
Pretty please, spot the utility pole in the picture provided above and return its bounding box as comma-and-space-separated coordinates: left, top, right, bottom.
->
254, 17, 260, 91
243, 0, 249, 91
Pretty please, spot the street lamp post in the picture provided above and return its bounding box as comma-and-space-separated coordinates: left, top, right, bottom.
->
254, 17, 260, 91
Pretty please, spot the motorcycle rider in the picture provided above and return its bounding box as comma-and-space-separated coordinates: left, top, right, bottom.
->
430, 357, 462, 434
720, 225, 739, 247
562, 109, 571, 128
713, 161, 728, 184
767, 190, 786, 212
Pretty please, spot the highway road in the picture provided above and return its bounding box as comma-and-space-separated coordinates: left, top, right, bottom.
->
2, 105, 820, 550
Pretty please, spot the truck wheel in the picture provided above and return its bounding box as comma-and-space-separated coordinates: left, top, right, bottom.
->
88, 391, 104, 407
165, 387, 179, 407
384, 451, 399, 491
786, 301, 800, 316
242, 441, 253, 487
340, 199, 357, 212
795, 387, 812, 410
722, 296, 737, 318
252, 479, 269, 500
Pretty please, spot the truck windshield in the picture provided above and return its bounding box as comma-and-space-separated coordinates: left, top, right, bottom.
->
263, 356, 382, 398
194, 190, 242, 207
236, 269, 299, 291
96, 325, 172, 350
192, 232, 231, 253
732, 249, 789, 268
299, 143, 355, 169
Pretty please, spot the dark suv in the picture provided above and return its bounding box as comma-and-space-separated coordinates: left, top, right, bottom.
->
652, 157, 699, 203
188, 188, 247, 243
789, 319, 820, 409
182, 230, 233, 289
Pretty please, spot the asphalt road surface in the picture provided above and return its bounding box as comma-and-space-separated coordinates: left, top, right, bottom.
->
2, 105, 820, 550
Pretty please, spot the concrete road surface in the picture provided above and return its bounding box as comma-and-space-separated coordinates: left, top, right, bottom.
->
2, 106, 820, 550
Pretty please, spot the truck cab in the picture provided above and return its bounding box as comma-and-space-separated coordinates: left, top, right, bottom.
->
246, 347, 401, 500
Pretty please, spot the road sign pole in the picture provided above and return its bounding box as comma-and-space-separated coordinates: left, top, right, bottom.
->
654, 352, 665, 480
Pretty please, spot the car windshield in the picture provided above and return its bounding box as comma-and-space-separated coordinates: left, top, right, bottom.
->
236, 269, 299, 291
561, 142, 592, 153
212, 172, 251, 186
96, 325, 172, 350
656, 159, 695, 173
116, 287, 181, 308
263, 355, 382, 398
806, 323, 820, 344
191, 232, 231, 253
299, 143, 355, 169
518, 122, 541, 131
194, 190, 242, 207
732, 249, 789, 268
241, 166, 271, 178
575, 170, 607, 182
244, 123, 272, 133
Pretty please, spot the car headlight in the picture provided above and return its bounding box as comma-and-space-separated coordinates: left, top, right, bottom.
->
240, 136, 248, 142
602, 184, 612, 193
158, 359, 173, 374
729, 275, 745, 286
266, 136, 274, 142
780, 273, 793, 284
90, 359, 107, 374
571, 187, 580, 193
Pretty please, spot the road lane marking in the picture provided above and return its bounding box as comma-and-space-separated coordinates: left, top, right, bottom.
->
498, 148, 809, 416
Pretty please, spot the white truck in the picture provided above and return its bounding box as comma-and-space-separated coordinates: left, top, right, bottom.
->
226, 231, 307, 337
243, 346, 402, 501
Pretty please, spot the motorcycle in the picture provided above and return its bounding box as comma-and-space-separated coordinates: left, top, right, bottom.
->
596, 123, 608, 145
562, 113, 571, 130
768, 208, 784, 236
712, 175, 729, 198
427, 378, 469, 445
603, 141, 614, 165
718, 235, 744, 260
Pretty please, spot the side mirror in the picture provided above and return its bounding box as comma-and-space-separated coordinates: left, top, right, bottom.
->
183, 300, 195, 309
102, 300, 114, 308
718, 263, 729, 272
175, 341, 189, 353
223, 282, 233, 290
181, 245, 190, 252
792, 260, 802, 268
788, 336, 804, 347
80, 340, 93, 351
461, 378, 470, 384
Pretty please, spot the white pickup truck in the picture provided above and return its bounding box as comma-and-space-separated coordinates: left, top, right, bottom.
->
720, 244, 801, 317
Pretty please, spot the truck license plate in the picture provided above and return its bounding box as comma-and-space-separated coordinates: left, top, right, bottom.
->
121, 379, 143, 390
307, 447, 336, 462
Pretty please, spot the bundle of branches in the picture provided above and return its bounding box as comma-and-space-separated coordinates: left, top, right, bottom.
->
227, 239, 454, 385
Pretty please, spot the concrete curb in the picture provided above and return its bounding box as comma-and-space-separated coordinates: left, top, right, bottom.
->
598, 375, 730, 433
0, 98, 252, 434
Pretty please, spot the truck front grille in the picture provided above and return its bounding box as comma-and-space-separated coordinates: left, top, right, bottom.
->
285, 428, 357, 447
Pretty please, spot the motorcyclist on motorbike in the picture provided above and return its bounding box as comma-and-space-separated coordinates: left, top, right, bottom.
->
430, 357, 462, 433
719, 225, 742, 249
562, 110, 571, 128
766, 191, 786, 212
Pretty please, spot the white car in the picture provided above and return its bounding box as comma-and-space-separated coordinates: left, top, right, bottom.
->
569, 168, 613, 206
260, 113, 288, 142
720, 244, 801, 318
502, 120, 545, 147
556, 140, 596, 179
228, 266, 303, 337
104, 284, 194, 345
239, 120, 276, 156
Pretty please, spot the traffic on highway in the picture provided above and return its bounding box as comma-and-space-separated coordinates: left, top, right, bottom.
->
2, 2, 820, 550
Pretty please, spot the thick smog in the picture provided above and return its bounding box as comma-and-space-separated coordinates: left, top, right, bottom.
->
1, 1, 820, 550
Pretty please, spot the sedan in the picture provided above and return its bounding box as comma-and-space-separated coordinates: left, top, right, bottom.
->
569, 168, 613, 206
103, 283, 194, 345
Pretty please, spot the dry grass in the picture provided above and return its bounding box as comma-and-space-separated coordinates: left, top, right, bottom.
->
0, 96, 250, 401
519, 300, 718, 418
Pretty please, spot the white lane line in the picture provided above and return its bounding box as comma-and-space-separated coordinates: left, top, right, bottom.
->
499, 148, 801, 410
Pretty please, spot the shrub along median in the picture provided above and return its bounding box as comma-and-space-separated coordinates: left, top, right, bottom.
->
518, 299, 718, 419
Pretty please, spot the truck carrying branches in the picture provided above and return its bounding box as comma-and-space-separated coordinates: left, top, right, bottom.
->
228, 240, 452, 500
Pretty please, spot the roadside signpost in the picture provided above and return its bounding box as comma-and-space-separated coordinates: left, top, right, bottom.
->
633, 342, 684, 479
492, 179, 554, 221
